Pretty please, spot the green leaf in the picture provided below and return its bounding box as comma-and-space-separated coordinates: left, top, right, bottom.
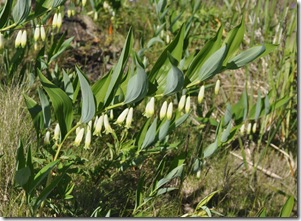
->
255, 90, 262, 120
156, 187, 177, 196
137, 118, 152, 149
28, 160, 60, 194
220, 122, 232, 143
33, 172, 64, 211
15, 140, 26, 171
38, 88, 51, 128
147, 36, 165, 48
279, 196, 294, 217
48, 35, 74, 64
186, 25, 223, 83
195, 190, 220, 210
92, 71, 111, 110
198, 45, 227, 82
52, 0, 67, 8
257, 208, 266, 217
12, 0, 31, 24
264, 94, 270, 115
155, 164, 184, 190
163, 60, 184, 96
104, 28, 133, 107
149, 24, 185, 82
124, 64, 149, 104
76, 66, 96, 123
15, 167, 31, 187
203, 140, 218, 158
38, 70, 73, 139
223, 103, 232, 126
23, 94, 44, 136
158, 120, 170, 141
0, 0, 12, 29
141, 117, 157, 150
63, 70, 74, 99
226, 45, 266, 69
223, 18, 245, 65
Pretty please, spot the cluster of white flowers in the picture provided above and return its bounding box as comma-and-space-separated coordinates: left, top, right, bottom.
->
15, 30, 27, 48
52, 12, 63, 29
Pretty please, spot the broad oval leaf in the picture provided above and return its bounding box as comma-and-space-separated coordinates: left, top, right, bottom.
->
38, 88, 51, 128
124, 65, 149, 104
141, 117, 157, 150
15, 167, 31, 187
38, 70, 73, 139
163, 65, 184, 96
158, 120, 170, 141
203, 140, 218, 158
226, 45, 266, 69
12, 0, 31, 24
76, 66, 96, 123
198, 45, 227, 82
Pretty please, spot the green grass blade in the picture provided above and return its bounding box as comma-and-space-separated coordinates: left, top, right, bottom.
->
0, 0, 12, 29
279, 196, 294, 217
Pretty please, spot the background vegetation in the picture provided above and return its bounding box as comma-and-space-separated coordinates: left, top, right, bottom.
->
0, 0, 297, 217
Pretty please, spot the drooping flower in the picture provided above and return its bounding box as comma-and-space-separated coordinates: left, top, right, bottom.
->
82, 0, 87, 6
125, 107, 133, 129
115, 108, 129, 125
166, 102, 173, 120
198, 85, 205, 104
185, 96, 191, 114
84, 121, 92, 149
239, 124, 245, 135
159, 101, 168, 120
15, 30, 22, 48
53, 123, 60, 141
40, 25, 46, 41
252, 122, 257, 134
74, 127, 85, 146
52, 13, 58, 28
214, 79, 221, 95
20, 30, 27, 48
247, 122, 252, 135
178, 95, 186, 112
34, 25, 40, 41
56, 12, 62, 29
94, 115, 104, 136
144, 97, 155, 118
104, 114, 114, 134
44, 131, 50, 145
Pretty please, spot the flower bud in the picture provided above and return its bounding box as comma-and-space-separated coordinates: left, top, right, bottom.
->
185, 96, 191, 113
56, 12, 62, 29
15, 30, 22, 48
125, 107, 133, 129
34, 25, 40, 41
166, 34, 170, 43
93, 116, 99, 129
71, 9, 75, 16
40, 25, 46, 41
94, 115, 104, 136
103, 1, 110, 10
178, 95, 186, 112
247, 122, 252, 135
252, 122, 257, 134
239, 124, 245, 135
115, 108, 129, 125
74, 127, 84, 146
144, 97, 155, 118
52, 13, 58, 28
82, 0, 87, 6
159, 101, 168, 120
44, 131, 50, 144
84, 121, 92, 149
109, 109, 114, 120
104, 114, 114, 134
67, 9, 72, 18
198, 85, 205, 104
0, 33, 4, 49
20, 30, 27, 48
214, 79, 220, 95
93, 11, 98, 21
53, 123, 60, 141
167, 102, 173, 120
